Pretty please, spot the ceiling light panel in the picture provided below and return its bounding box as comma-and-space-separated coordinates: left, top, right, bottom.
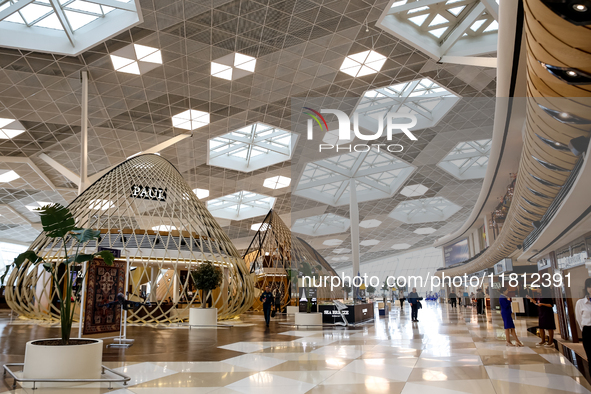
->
0, 118, 25, 139
263, 176, 291, 190
172, 110, 210, 131
211, 52, 257, 80
193, 188, 210, 199
340, 50, 386, 77
208, 123, 298, 172
389, 196, 462, 224
110, 43, 162, 75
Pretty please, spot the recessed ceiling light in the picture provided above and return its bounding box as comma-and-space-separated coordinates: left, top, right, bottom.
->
359, 219, 382, 228
172, 110, 210, 131
323, 239, 343, 246
152, 225, 177, 232
360, 239, 380, 246
26, 201, 51, 211
333, 248, 351, 254
340, 50, 387, 77
193, 188, 209, 199
0, 170, 20, 183
414, 227, 436, 234
263, 176, 291, 189
0, 118, 25, 139
110, 44, 162, 75
391, 243, 412, 250
211, 53, 257, 80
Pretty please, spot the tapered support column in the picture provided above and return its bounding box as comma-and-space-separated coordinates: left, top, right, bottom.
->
349, 178, 360, 301
79, 71, 88, 194
150, 267, 157, 303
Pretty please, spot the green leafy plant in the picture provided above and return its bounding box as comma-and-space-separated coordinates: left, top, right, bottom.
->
191, 261, 223, 308
6, 204, 114, 345
367, 285, 376, 295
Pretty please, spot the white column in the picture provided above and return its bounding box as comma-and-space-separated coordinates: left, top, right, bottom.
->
349, 178, 360, 301
173, 270, 179, 303
483, 215, 492, 247
78, 71, 88, 194
150, 266, 157, 302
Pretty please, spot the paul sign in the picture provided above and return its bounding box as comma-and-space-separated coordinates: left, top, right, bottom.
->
131, 185, 167, 201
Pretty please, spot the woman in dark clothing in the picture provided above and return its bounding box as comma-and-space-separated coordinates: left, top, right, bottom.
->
499, 287, 523, 347
260, 286, 273, 327
528, 291, 555, 347
407, 288, 422, 322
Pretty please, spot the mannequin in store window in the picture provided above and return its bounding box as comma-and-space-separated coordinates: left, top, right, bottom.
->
575, 278, 591, 359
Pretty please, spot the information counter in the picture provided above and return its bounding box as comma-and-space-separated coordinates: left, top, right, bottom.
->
319, 303, 374, 324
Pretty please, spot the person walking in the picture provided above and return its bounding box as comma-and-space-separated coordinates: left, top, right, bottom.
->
408, 287, 422, 322
274, 289, 282, 314
399, 291, 406, 309
499, 287, 523, 347
575, 278, 591, 360
449, 291, 457, 308
476, 288, 485, 315
260, 286, 273, 327
528, 289, 556, 348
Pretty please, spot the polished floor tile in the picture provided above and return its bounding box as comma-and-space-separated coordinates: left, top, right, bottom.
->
1, 303, 589, 393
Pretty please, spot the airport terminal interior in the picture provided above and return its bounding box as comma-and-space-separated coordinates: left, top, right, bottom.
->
0, 0, 589, 392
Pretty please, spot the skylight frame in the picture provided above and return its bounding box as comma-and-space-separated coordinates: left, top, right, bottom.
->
354, 77, 461, 132
376, 0, 498, 60
0, 0, 142, 56
389, 196, 462, 224
437, 138, 492, 179
294, 150, 416, 207
207, 122, 298, 173
291, 213, 351, 236
206, 190, 276, 221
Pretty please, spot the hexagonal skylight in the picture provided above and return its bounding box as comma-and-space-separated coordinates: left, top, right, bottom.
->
294, 150, 415, 206
360, 239, 380, 246
377, 0, 498, 61
359, 219, 382, 228
391, 243, 412, 250
354, 78, 460, 133
263, 176, 291, 190
291, 213, 350, 236
414, 227, 437, 235
438, 139, 492, 180
207, 191, 275, 221
207, 123, 298, 173
333, 248, 351, 254
323, 239, 343, 246
400, 184, 429, 197
0, 0, 142, 56
389, 197, 462, 224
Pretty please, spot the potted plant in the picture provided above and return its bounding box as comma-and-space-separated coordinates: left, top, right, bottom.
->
189, 261, 223, 326
4, 204, 114, 380
367, 285, 376, 298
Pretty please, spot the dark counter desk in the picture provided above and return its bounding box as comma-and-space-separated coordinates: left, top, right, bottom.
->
319, 303, 374, 324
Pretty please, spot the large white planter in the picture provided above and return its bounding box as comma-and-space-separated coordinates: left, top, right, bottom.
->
23, 339, 103, 379
286, 306, 299, 315
295, 312, 322, 326
189, 307, 218, 326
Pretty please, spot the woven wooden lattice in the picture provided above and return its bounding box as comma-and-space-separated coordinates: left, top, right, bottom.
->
6, 154, 254, 323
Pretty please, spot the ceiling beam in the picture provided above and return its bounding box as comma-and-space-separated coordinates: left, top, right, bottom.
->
82, 0, 136, 12
0, 0, 35, 22
389, 0, 447, 14
439, 55, 497, 68
38, 153, 81, 186
440, 3, 486, 56
49, 0, 74, 47
480, 0, 499, 21
0, 156, 57, 191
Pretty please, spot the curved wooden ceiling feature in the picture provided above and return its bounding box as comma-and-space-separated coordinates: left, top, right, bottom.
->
440, 0, 591, 276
